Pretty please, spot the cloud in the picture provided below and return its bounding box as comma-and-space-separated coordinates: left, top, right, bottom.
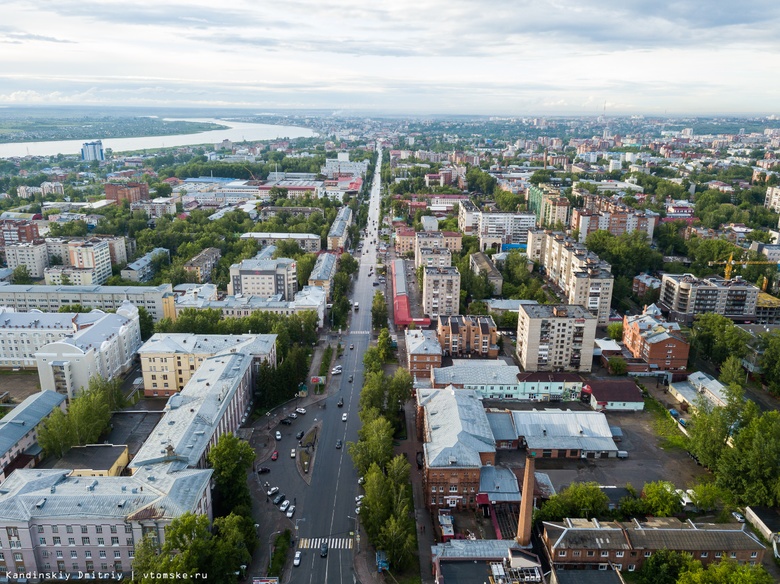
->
0, 26, 74, 44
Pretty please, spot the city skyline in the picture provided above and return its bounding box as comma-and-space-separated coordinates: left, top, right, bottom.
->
1, 0, 779, 115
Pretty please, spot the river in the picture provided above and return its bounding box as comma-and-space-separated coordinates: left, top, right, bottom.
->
0, 118, 317, 158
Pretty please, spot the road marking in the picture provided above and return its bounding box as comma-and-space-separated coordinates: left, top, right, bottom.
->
298, 537, 354, 549
349, 330, 371, 335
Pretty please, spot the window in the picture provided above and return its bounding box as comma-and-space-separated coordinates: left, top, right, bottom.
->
53, 537, 61, 546
81, 526, 88, 534
449, 485, 458, 493
52, 526, 58, 534
751, 552, 758, 558
715, 552, 722, 558
13, 553, 23, 561
101, 564, 108, 571
111, 537, 119, 546
110, 526, 117, 534
572, 551, 581, 557
72, 563, 79, 571
730, 552, 737, 558
616, 551, 624, 558
85, 551, 92, 559
128, 549, 134, 559
114, 551, 121, 559
558, 550, 567, 557
70, 550, 78, 559
81, 537, 90, 546
614, 564, 622, 571
66, 526, 73, 534
97, 538, 105, 546
56, 551, 63, 558
99, 551, 106, 559
38, 526, 45, 533
68, 538, 75, 546
644, 552, 652, 557
601, 551, 609, 557
126, 539, 133, 547
124, 526, 132, 534
431, 487, 437, 493
598, 564, 608, 571
701, 552, 708, 558
95, 526, 103, 534
42, 551, 48, 558
39, 538, 46, 545
586, 551, 595, 557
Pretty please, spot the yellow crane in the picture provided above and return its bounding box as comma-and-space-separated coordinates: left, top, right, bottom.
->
708, 252, 780, 288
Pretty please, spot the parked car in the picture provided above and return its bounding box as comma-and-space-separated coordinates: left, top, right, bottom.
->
279, 500, 291, 512
266, 486, 279, 496
336, 440, 343, 449
290, 449, 296, 458
286, 505, 296, 518
358, 476, 365, 485
296, 431, 305, 440
733, 511, 745, 523
275, 431, 282, 440
271, 451, 278, 461
257, 467, 271, 474
356, 495, 365, 503
342, 413, 348, 422
293, 551, 302, 567
280, 418, 292, 426
272, 493, 286, 506
296, 408, 307, 415
289, 412, 298, 419
348, 375, 353, 383
331, 368, 342, 375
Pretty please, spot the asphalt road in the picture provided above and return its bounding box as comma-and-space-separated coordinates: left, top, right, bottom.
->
265, 148, 383, 584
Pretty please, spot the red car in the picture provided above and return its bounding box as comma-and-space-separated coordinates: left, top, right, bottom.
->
271, 451, 279, 461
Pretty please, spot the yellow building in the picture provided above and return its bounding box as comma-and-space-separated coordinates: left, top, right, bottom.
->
52, 444, 129, 477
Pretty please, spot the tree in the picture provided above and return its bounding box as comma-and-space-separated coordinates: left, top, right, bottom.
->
207, 433, 255, 516
361, 463, 392, 540
159, 513, 215, 578
60, 272, 72, 285
387, 369, 413, 415
608, 357, 627, 376
759, 330, 780, 395
677, 561, 774, 584
642, 481, 682, 517
607, 322, 624, 341
11, 265, 32, 284
211, 512, 254, 577
37, 407, 73, 458
536, 482, 609, 522
688, 481, 722, 512
371, 291, 389, 329
377, 514, 416, 569
637, 549, 701, 584
377, 328, 393, 362
295, 253, 317, 288
338, 252, 358, 275
348, 416, 394, 476
719, 355, 744, 389
137, 306, 155, 340
362, 347, 383, 375
690, 313, 750, 365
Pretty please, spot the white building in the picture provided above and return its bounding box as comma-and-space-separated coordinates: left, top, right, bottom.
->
239, 232, 321, 253
422, 266, 461, 318
0, 283, 174, 322
80, 140, 104, 161
477, 211, 536, 251
516, 304, 597, 373
764, 185, 780, 213
228, 257, 297, 299
35, 302, 143, 398
44, 266, 102, 286
130, 197, 177, 218
5, 241, 48, 279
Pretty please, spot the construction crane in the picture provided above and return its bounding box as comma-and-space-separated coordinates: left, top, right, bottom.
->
708, 252, 780, 287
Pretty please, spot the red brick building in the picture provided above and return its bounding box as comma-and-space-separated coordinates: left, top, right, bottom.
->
622, 304, 690, 371
0, 220, 39, 247
104, 181, 150, 204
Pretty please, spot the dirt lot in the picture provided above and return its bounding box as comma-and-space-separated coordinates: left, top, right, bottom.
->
0, 371, 41, 403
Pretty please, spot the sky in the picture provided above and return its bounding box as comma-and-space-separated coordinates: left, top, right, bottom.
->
1, 0, 779, 116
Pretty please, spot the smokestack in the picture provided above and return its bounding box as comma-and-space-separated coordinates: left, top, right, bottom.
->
516, 454, 536, 547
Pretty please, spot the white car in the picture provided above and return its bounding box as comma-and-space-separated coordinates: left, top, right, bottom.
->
358, 476, 365, 485
355, 506, 361, 514
289, 412, 298, 419
342, 413, 348, 422
356, 495, 365, 503
296, 407, 307, 415
279, 500, 291, 512
267, 486, 279, 497
275, 431, 282, 440
293, 551, 302, 567
331, 368, 342, 375
286, 505, 296, 518
291, 449, 296, 458
732, 511, 745, 523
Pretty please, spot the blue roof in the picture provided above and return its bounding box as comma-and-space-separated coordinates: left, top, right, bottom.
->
0, 391, 66, 458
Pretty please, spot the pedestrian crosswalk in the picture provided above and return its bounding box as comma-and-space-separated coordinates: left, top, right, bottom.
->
349, 331, 371, 335
298, 537, 354, 550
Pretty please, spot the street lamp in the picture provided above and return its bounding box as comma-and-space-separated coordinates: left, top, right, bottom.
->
347, 515, 360, 554
267, 530, 282, 566
293, 518, 306, 546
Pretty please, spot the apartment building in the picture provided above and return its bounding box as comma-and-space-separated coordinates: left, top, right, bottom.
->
416, 247, 452, 269
43, 236, 129, 267
35, 302, 143, 398
308, 253, 338, 300
228, 257, 297, 299
623, 305, 690, 371
543, 517, 765, 573
417, 388, 496, 511
457, 199, 480, 234
258, 206, 323, 221
469, 252, 503, 295
0, 283, 175, 322
658, 273, 759, 324
104, 181, 149, 204
414, 231, 462, 259
66, 238, 112, 285
120, 248, 169, 283
437, 315, 499, 358
764, 185, 780, 213
239, 232, 321, 253
174, 284, 327, 328
44, 266, 105, 286
526, 230, 614, 325
137, 333, 277, 397
422, 266, 461, 318
633, 272, 662, 298
395, 227, 416, 255
5, 241, 48, 278
0, 220, 39, 248
183, 247, 221, 283
405, 329, 442, 379
0, 308, 112, 369
570, 194, 657, 243
327, 206, 352, 251
477, 211, 536, 251
0, 391, 66, 482
516, 304, 597, 373
527, 184, 570, 227
130, 196, 177, 218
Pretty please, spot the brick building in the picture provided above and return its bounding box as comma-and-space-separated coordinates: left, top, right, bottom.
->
622, 304, 690, 371
104, 182, 150, 204
405, 329, 442, 379
437, 315, 499, 358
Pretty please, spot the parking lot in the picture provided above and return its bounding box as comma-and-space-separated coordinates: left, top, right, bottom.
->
493, 404, 709, 493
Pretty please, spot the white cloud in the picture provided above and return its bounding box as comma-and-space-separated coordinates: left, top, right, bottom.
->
0, 0, 779, 113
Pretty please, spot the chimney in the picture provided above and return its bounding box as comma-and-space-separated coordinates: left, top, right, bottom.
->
516, 454, 536, 547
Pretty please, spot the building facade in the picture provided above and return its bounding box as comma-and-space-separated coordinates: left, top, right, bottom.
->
469, 252, 503, 296
659, 274, 759, 324
67, 239, 112, 285
405, 329, 443, 379
622, 305, 690, 371
5, 242, 48, 279
228, 257, 297, 299
327, 206, 352, 251
437, 315, 499, 358
422, 266, 461, 318
183, 247, 221, 283
120, 248, 170, 283
239, 232, 321, 253
416, 247, 452, 269
308, 253, 338, 300
516, 304, 597, 373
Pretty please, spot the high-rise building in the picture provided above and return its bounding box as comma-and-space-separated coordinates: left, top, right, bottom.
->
66, 238, 112, 285
5, 241, 48, 278
422, 266, 461, 318
80, 140, 104, 161
658, 274, 759, 324
516, 304, 597, 373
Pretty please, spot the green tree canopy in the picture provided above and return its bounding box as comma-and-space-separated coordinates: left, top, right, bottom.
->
206, 433, 255, 516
